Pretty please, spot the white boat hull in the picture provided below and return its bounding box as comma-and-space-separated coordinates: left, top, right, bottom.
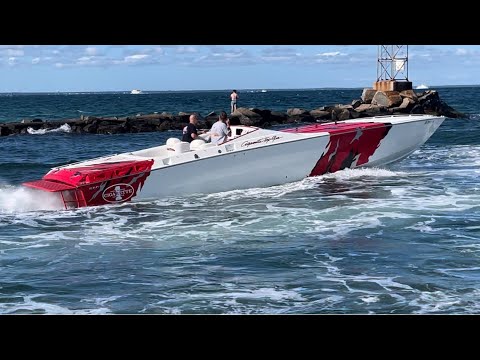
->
136, 135, 330, 198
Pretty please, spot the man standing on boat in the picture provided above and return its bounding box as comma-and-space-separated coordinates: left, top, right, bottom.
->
210, 111, 229, 145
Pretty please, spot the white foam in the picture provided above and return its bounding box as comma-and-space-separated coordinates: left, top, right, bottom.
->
27, 123, 71, 135
360, 295, 380, 303
0, 294, 111, 314
204, 167, 403, 202
320, 167, 403, 180
0, 185, 64, 213
409, 291, 463, 314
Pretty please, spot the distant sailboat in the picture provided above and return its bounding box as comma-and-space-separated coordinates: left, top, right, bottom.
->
416, 84, 429, 90
130, 89, 143, 94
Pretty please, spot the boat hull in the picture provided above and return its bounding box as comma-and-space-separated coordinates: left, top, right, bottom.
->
136, 135, 330, 199
23, 114, 445, 208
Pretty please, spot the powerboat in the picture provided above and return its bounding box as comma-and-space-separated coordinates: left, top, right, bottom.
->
416, 84, 429, 90
23, 114, 445, 209
130, 89, 143, 94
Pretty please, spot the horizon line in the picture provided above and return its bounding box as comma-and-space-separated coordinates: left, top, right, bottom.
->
0, 84, 476, 94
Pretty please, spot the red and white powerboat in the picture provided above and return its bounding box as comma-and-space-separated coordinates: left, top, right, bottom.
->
23, 114, 445, 209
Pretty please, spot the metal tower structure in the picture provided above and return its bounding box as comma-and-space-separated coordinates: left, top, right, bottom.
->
377, 45, 409, 82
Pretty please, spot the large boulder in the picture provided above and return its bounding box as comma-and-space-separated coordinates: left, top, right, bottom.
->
269, 111, 288, 124
410, 104, 425, 114
372, 91, 403, 107
232, 107, 262, 118
351, 99, 362, 108
358, 105, 387, 117
97, 124, 127, 134
231, 107, 264, 126
287, 108, 310, 117
417, 90, 440, 103
361, 89, 377, 104
0, 126, 11, 136
337, 109, 351, 121
398, 97, 415, 110
399, 90, 418, 101
354, 104, 374, 112
310, 109, 331, 120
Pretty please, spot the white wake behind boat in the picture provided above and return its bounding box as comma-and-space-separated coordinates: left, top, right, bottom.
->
23, 114, 444, 209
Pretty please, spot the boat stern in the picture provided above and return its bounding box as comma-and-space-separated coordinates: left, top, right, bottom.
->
23, 159, 154, 209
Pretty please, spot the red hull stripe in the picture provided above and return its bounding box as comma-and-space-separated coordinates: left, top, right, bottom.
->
283, 122, 393, 176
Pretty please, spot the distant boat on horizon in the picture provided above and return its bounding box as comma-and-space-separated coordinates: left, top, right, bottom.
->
130, 89, 143, 94
261, 89, 267, 93
416, 84, 429, 90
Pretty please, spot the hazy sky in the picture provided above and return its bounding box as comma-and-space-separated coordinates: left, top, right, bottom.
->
0, 45, 478, 92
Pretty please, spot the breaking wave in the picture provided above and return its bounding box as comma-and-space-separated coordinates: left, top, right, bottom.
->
27, 123, 71, 135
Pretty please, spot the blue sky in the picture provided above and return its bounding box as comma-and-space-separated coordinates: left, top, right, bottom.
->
0, 45, 478, 92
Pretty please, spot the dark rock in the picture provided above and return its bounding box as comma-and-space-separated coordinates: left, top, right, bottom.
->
351, 99, 362, 108
399, 97, 415, 110
399, 90, 418, 101
158, 121, 175, 131
310, 109, 330, 120
269, 111, 288, 124
287, 108, 309, 117
84, 116, 100, 125
0, 126, 11, 136
230, 114, 259, 126
418, 90, 439, 103
232, 108, 262, 118
250, 108, 271, 119
231, 107, 263, 126
97, 125, 127, 134
349, 109, 360, 119
337, 109, 351, 121
361, 89, 376, 104
354, 104, 374, 113
410, 104, 425, 114
372, 91, 402, 107
83, 123, 98, 133
359, 105, 387, 117
228, 117, 241, 126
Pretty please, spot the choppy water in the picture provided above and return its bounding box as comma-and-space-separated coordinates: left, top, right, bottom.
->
1, 87, 479, 314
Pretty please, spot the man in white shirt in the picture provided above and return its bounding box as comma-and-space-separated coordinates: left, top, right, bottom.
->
210, 111, 229, 145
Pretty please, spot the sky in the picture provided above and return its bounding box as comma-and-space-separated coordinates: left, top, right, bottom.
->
0, 45, 479, 92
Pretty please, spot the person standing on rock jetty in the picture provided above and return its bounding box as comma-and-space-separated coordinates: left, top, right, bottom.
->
230, 90, 239, 114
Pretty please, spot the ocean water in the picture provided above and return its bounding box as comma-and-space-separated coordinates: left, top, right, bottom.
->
1, 87, 479, 314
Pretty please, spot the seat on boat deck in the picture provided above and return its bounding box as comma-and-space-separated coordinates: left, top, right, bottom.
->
190, 139, 206, 151
166, 138, 190, 154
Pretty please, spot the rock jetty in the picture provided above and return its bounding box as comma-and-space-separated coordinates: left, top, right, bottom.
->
0, 89, 465, 136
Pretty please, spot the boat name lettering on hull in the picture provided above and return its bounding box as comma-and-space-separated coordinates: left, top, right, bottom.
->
102, 183, 135, 203
241, 135, 281, 148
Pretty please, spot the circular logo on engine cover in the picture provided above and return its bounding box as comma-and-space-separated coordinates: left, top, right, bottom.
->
102, 183, 135, 203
